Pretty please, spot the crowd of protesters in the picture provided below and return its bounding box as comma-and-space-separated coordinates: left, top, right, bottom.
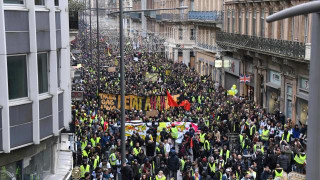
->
71, 32, 307, 180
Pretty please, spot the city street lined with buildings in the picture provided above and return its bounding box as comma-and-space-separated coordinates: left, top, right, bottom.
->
0, 0, 314, 179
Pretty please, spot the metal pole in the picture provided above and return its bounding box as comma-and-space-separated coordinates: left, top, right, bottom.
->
90, 0, 93, 68
96, 0, 101, 108
307, 11, 320, 180
119, 0, 126, 166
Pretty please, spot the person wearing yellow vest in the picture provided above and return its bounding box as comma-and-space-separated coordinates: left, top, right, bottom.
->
133, 143, 142, 157
204, 139, 211, 150
109, 149, 117, 167
199, 130, 206, 146
207, 157, 216, 178
81, 138, 87, 151
80, 161, 91, 178
250, 123, 256, 139
294, 151, 306, 173
171, 124, 178, 140
90, 134, 101, 147
92, 155, 100, 170
253, 143, 264, 154
155, 170, 166, 180
274, 166, 284, 179
260, 126, 269, 144
281, 129, 291, 143
220, 145, 230, 162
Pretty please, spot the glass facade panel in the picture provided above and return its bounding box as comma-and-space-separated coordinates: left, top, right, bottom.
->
4, 0, 24, 4
38, 53, 49, 94
7, 55, 28, 100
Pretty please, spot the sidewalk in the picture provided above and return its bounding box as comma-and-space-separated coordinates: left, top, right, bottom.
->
45, 134, 74, 180
45, 151, 73, 180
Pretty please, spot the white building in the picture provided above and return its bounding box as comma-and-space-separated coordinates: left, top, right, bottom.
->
0, 0, 72, 179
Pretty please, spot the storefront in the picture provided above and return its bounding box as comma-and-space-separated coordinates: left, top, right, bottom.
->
224, 56, 240, 92
266, 70, 281, 114
296, 77, 309, 124
196, 51, 215, 77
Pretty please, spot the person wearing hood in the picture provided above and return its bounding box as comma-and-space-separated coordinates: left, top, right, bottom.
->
168, 150, 180, 179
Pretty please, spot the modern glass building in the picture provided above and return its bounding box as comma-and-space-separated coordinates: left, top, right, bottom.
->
0, 0, 71, 179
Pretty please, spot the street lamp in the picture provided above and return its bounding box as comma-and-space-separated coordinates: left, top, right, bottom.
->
266, 1, 320, 179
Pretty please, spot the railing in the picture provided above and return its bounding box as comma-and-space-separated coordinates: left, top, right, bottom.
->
216, 31, 306, 60
157, 13, 189, 22
188, 11, 223, 22
144, 11, 156, 19
130, 12, 142, 20
196, 42, 221, 52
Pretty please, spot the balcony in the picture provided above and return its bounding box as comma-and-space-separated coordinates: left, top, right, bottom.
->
216, 32, 307, 61
188, 11, 223, 23
156, 13, 189, 22
130, 12, 142, 21
196, 42, 221, 53
145, 11, 156, 19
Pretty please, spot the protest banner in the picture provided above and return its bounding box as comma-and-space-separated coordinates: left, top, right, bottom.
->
145, 72, 158, 82
99, 93, 180, 111
108, 67, 116, 72
156, 122, 198, 143
125, 122, 147, 139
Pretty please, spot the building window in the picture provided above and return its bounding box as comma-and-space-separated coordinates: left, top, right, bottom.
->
260, 10, 265, 37
245, 11, 249, 35
269, 9, 273, 38
190, 28, 195, 40
57, 50, 61, 88
286, 85, 293, 119
7, 55, 28, 100
227, 11, 230, 33
292, 17, 295, 41
252, 11, 256, 36
304, 15, 309, 42
232, 10, 235, 33
4, 0, 24, 4
55, 0, 59, 6
238, 10, 242, 34
299, 77, 309, 92
190, 0, 194, 11
38, 53, 49, 94
179, 28, 183, 40
35, 0, 45, 6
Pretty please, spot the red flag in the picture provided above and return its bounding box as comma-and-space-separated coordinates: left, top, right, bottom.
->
167, 91, 178, 107
179, 100, 191, 111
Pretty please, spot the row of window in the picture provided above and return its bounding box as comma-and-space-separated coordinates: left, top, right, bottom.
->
7, 52, 61, 100
165, 27, 195, 40
226, 9, 309, 42
3, 0, 59, 6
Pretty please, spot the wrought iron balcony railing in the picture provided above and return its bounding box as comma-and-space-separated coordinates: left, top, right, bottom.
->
196, 42, 221, 52
188, 11, 223, 22
216, 31, 306, 60
156, 13, 189, 22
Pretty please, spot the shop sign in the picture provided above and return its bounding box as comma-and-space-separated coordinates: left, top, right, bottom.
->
269, 70, 281, 86
224, 57, 240, 76
215, 60, 222, 68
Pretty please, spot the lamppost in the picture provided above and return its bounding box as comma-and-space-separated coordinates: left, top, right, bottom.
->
266, 1, 320, 179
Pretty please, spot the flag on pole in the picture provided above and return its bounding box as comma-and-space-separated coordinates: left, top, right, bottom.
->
167, 91, 178, 107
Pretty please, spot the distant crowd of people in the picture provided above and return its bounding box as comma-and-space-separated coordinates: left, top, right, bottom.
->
71, 32, 307, 180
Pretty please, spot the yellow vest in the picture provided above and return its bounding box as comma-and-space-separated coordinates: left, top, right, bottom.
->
200, 133, 206, 143
208, 163, 216, 173
133, 147, 141, 156
80, 165, 90, 178
109, 153, 117, 166
155, 175, 166, 180
294, 154, 306, 164
171, 127, 178, 139
282, 133, 290, 142
275, 169, 283, 177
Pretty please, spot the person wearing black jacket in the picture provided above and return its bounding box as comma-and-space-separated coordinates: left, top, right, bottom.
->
121, 163, 133, 180
168, 150, 180, 179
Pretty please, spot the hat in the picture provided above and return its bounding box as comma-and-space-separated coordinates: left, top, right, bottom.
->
171, 123, 175, 127
202, 158, 207, 162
